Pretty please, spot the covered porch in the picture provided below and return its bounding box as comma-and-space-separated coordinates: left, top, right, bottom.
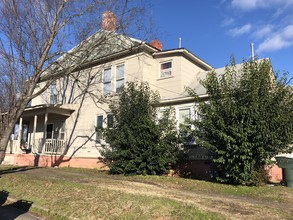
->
7, 105, 74, 155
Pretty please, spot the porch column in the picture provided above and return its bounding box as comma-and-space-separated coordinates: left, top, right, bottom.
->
18, 117, 23, 153
42, 112, 48, 153
32, 114, 38, 153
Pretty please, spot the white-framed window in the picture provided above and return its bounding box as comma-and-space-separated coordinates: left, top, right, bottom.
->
59, 121, 65, 140
107, 114, 114, 128
50, 82, 58, 104
12, 123, 29, 141
177, 107, 195, 143
96, 114, 113, 144
96, 115, 103, 143
116, 64, 124, 93
13, 124, 20, 140
160, 61, 172, 78
178, 108, 191, 125
103, 67, 112, 95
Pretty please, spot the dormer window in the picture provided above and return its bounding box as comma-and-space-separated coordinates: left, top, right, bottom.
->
160, 61, 172, 78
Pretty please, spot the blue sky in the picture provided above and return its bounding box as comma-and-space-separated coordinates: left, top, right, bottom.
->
151, 0, 293, 81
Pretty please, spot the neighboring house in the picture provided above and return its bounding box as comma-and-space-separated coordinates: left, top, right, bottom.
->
3, 11, 282, 182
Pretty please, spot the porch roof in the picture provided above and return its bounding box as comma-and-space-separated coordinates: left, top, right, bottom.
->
22, 104, 75, 117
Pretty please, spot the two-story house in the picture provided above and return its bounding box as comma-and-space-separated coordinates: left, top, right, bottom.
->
3, 11, 282, 182
3, 11, 210, 168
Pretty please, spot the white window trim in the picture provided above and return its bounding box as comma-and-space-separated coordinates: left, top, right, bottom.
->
58, 121, 65, 140
176, 105, 196, 130
95, 113, 114, 145
103, 67, 112, 95
115, 63, 124, 93
159, 60, 173, 79
50, 82, 58, 104
95, 115, 104, 144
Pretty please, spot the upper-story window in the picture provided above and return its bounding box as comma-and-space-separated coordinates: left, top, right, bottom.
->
116, 64, 124, 93
160, 61, 172, 78
50, 82, 58, 104
103, 67, 112, 95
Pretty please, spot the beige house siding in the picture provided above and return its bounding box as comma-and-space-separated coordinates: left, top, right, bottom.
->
29, 52, 157, 158
153, 56, 183, 99
180, 56, 207, 95
20, 47, 212, 160
31, 82, 49, 106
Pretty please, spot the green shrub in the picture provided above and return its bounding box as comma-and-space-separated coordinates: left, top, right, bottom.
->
187, 58, 293, 185
101, 82, 179, 175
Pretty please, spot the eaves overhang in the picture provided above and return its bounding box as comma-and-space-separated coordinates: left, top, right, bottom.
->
39, 43, 158, 83
157, 94, 209, 106
152, 48, 213, 71
21, 104, 75, 117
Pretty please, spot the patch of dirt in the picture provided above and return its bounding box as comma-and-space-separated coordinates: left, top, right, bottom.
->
99, 181, 292, 220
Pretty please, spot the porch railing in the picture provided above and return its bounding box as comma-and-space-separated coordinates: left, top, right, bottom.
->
44, 139, 66, 154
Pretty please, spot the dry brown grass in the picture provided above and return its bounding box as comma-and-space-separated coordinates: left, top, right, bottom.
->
1, 166, 293, 219
0, 166, 222, 220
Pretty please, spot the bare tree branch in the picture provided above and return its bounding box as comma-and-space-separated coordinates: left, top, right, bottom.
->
0, 0, 152, 163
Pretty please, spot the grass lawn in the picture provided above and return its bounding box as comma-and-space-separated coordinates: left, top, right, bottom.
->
0, 166, 293, 220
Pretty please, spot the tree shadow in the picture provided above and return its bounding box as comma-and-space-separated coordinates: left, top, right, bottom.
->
1, 190, 33, 219
0, 166, 40, 176
0, 190, 9, 205
0, 199, 34, 220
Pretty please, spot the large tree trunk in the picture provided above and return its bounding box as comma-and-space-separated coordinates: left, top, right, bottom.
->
0, 101, 28, 164
0, 127, 14, 164
0, 0, 150, 165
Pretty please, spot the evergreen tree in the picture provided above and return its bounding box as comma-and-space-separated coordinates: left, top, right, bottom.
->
188, 58, 293, 185
101, 82, 179, 175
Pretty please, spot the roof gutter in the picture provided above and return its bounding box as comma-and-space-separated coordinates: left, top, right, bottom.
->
153, 49, 213, 71
158, 93, 209, 106
40, 43, 158, 82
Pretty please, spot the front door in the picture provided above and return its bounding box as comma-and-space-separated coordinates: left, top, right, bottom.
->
46, 124, 54, 139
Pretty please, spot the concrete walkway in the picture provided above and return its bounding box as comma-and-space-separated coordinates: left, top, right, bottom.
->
0, 206, 42, 220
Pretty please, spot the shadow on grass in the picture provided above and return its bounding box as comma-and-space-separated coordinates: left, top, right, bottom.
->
0, 190, 9, 205
0, 190, 33, 220
1, 201, 34, 220
0, 190, 34, 220
0, 166, 40, 176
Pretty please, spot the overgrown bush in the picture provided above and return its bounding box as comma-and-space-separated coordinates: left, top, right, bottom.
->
101, 82, 179, 175
187, 58, 293, 185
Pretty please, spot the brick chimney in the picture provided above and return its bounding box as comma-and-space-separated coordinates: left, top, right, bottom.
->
150, 39, 162, 51
102, 11, 116, 31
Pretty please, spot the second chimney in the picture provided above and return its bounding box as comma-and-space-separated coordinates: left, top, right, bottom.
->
150, 39, 163, 51
102, 11, 116, 31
